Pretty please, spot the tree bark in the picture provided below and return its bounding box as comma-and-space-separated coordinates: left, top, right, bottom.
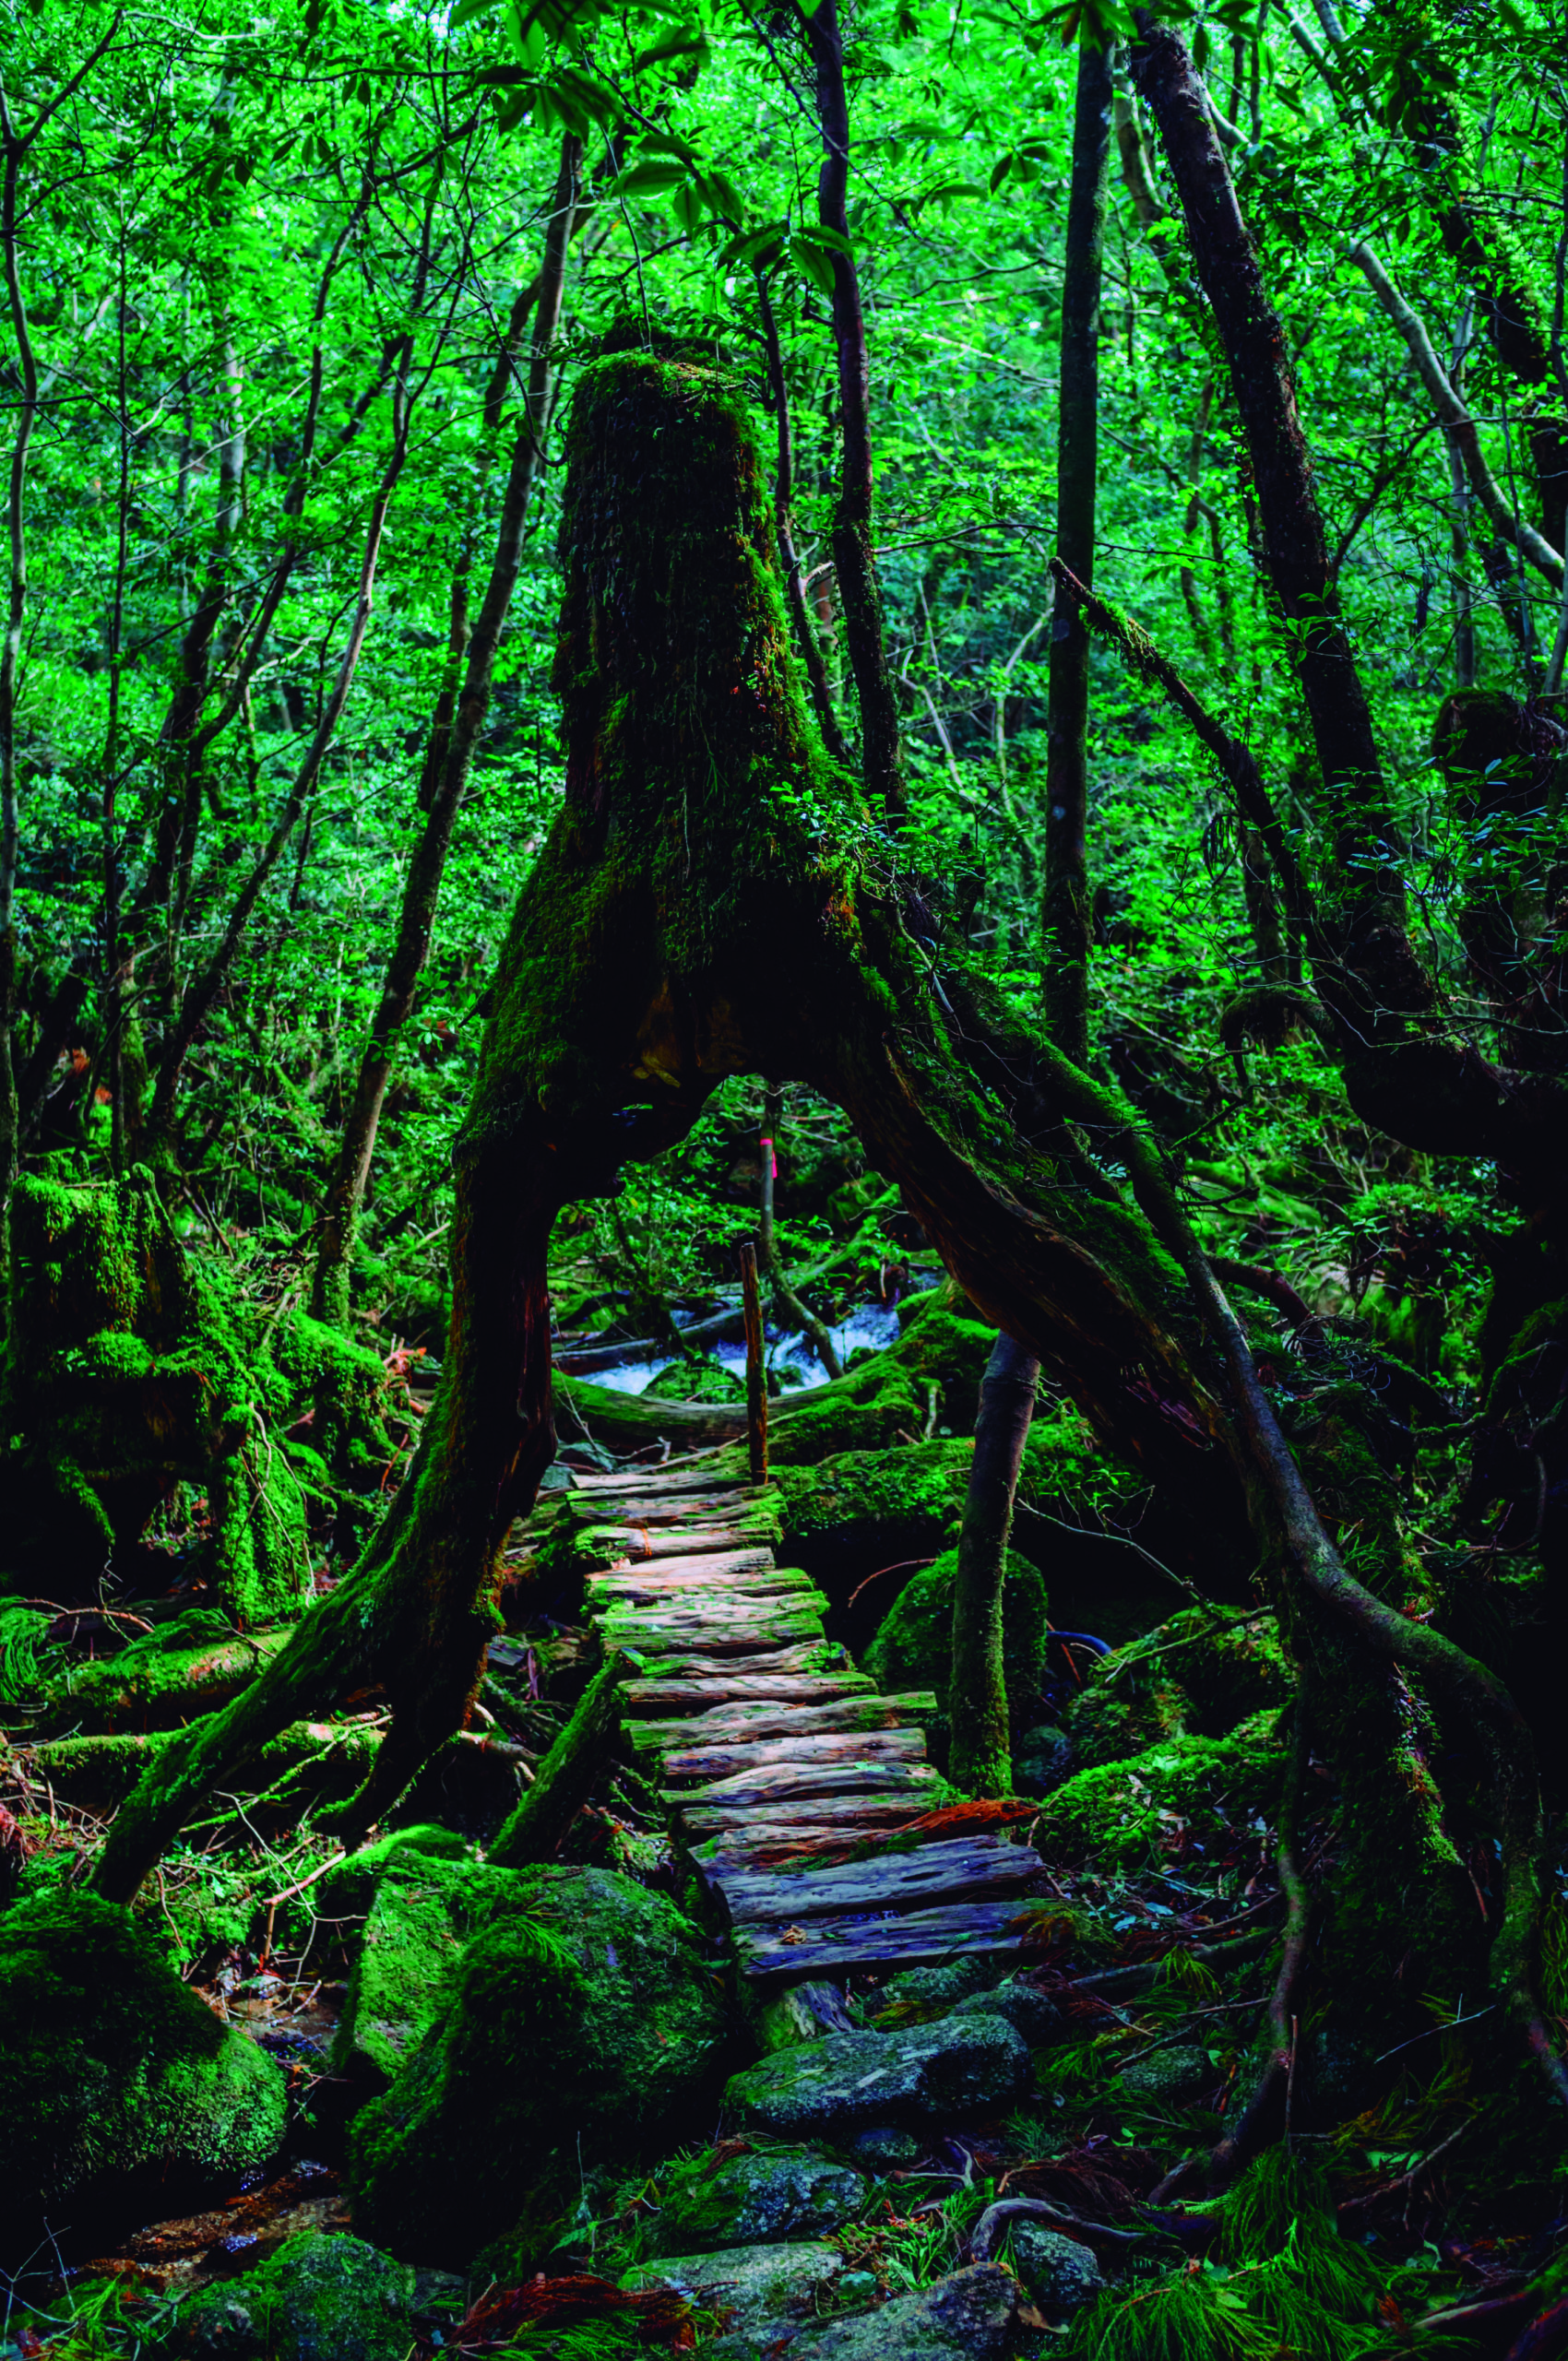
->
804, 0, 904, 823
757, 1083, 842, 1380
140, 360, 416, 1158
948, 1334, 1038, 1796
309, 136, 584, 1328
487, 1651, 626, 1868
756, 268, 851, 766
1130, 14, 1568, 1190
1043, 29, 1113, 1065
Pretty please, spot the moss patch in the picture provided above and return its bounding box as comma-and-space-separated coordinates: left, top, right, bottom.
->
0, 1890, 287, 2247
347, 1864, 731, 2266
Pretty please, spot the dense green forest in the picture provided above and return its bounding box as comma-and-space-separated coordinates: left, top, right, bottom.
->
3, 0, 1568, 2352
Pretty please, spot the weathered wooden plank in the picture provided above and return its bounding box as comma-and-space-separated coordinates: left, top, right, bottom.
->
628, 1691, 937, 1754
568, 1465, 765, 1498
622, 1672, 873, 1715
661, 1727, 926, 1783
707, 1834, 1040, 1928
600, 1600, 827, 1647
576, 1525, 762, 1561
627, 1642, 850, 1683
591, 1544, 778, 1584
734, 1899, 1033, 1981
664, 1758, 942, 1811
617, 1624, 827, 1667
567, 1490, 749, 1525
588, 1568, 809, 1605
683, 1797, 938, 1846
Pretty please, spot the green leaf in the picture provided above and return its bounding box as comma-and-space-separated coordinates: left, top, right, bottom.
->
790, 231, 838, 294
632, 30, 710, 70
615, 158, 689, 193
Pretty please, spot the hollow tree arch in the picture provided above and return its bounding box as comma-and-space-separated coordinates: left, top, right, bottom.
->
89, 363, 1562, 2147
91, 350, 1255, 1899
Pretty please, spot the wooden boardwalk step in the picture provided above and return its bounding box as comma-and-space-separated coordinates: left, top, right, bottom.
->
592, 1545, 779, 1584
567, 1489, 749, 1525
579, 1446, 1035, 1990
734, 1898, 1040, 1981
589, 1572, 813, 1611
604, 1612, 828, 1662
576, 1524, 762, 1560
627, 1691, 935, 1754
623, 1672, 873, 1714
660, 1727, 926, 1785
685, 1797, 942, 1845
665, 1758, 943, 1811
706, 1833, 1040, 1928
570, 1466, 757, 1499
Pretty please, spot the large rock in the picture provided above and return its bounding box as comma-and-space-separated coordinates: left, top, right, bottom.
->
724, 2017, 1030, 2146
0, 1892, 287, 2261
348, 1865, 730, 2265
865, 1547, 1047, 1767
1010, 2225, 1103, 2316
951, 1980, 1063, 2047
330, 1841, 496, 2085
623, 2241, 843, 2359
1116, 2045, 1216, 2106
793, 2264, 1026, 2358
652, 2148, 867, 2254
175, 2234, 416, 2360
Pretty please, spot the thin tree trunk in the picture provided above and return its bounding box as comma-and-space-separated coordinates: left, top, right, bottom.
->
757, 1083, 842, 1380
141, 360, 417, 1157
0, 89, 38, 1241
1132, 21, 1394, 848
1043, 30, 1113, 1065
804, 0, 904, 823
756, 267, 850, 765
957, 33, 1112, 1794
309, 136, 583, 1328
948, 1334, 1038, 1795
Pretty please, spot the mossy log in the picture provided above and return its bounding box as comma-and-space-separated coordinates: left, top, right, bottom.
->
487, 1649, 626, 1867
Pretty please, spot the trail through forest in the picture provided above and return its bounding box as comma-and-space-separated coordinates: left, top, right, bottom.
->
4, 0, 1568, 2354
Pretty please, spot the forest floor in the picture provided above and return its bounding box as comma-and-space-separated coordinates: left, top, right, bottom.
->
3, 1104, 1566, 2361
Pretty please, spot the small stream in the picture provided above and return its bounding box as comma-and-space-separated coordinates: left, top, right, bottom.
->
585, 1299, 909, 1396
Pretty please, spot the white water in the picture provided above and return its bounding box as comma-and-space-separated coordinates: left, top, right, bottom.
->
584, 1299, 908, 1397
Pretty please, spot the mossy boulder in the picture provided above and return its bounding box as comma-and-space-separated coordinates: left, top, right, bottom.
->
864, 1546, 1046, 1764
332, 1845, 504, 2087
0, 1171, 394, 1619
772, 1436, 973, 1560
174, 2233, 416, 2361
1010, 2225, 1103, 2317
647, 1356, 748, 1403
1012, 1721, 1073, 1797
789, 2263, 1026, 2359
722, 2017, 1031, 2145
623, 2240, 845, 2359
650, 2147, 868, 2254
347, 1865, 730, 2265
1064, 1610, 1289, 1769
0, 1891, 287, 2258
1034, 1714, 1288, 1869
1063, 1665, 1190, 1769
1114, 2046, 1216, 2106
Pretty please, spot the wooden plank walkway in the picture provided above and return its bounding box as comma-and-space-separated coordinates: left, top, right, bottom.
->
565, 1455, 1044, 1985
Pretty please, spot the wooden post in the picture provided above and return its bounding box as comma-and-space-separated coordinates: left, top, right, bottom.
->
739, 1239, 768, 1487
